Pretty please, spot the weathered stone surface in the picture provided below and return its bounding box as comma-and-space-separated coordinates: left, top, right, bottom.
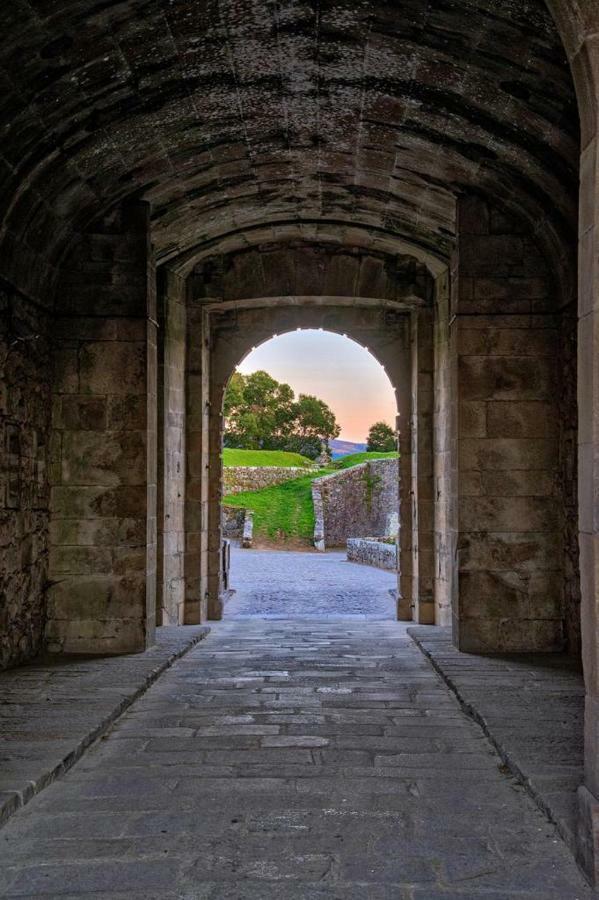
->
0, 290, 51, 670
0, 626, 208, 829
347, 538, 397, 571
312, 460, 399, 550
409, 627, 585, 859
452, 197, 568, 655
0, 617, 591, 897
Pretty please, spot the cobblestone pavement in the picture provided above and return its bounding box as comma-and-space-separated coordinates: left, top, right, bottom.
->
0, 619, 593, 898
227, 548, 396, 619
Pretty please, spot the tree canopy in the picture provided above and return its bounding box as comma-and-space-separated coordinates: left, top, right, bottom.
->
366, 421, 396, 452
224, 370, 340, 459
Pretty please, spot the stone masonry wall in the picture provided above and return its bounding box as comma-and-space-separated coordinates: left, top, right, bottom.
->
0, 288, 51, 669
452, 197, 567, 653
313, 459, 399, 549
347, 538, 397, 571
47, 202, 157, 656
559, 304, 581, 655
223, 466, 310, 495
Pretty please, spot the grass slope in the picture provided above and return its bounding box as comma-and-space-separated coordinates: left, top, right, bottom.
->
223, 448, 313, 468
223, 451, 399, 544
224, 469, 331, 543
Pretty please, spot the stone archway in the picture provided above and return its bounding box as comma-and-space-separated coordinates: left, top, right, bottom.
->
203, 301, 425, 624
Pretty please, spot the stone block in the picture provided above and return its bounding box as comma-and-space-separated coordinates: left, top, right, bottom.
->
46, 574, 147, 621
61, 431, 147, 486
458, 531, 561, 573
459, 401, 486, 438
481, 469, 554, 497
107, 396, 147, 430
486, 402, 557, 439
49, 545, 112, 576
79, 342, 146, 396
458, 496, 559, 532
459, 357, 554, 401
56, 396, 107, 431
459, 437, 555, 471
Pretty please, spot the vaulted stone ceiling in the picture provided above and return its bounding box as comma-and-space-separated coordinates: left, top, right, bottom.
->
0, 0, 579, 291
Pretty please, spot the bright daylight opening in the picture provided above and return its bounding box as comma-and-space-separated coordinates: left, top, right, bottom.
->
220, 330, 401, 620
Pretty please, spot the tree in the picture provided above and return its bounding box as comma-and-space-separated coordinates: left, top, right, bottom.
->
366, 421, 396, 452
223, 371, 340, 459
224, 370, 295, 449
288, 394, 340, 459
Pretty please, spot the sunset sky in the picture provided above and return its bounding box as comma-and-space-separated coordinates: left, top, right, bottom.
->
237, 330, 398, 444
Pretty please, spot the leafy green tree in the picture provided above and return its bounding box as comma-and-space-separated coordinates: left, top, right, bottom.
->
224, 370, 295, 449
223, 372, 340, 459
366, 421, 396, 452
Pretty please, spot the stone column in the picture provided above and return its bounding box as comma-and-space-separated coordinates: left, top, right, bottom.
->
451, 196, 563, 653
157, 269, 186, 626
47, 201, 157, 654
433, 269, 455, 627
184, 300, 210, 624
577, 111, 599, 885
411, 307, 435, 624
395, 330, 413, 621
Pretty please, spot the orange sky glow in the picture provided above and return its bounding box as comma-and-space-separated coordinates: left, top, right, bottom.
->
237, 330, 398, 444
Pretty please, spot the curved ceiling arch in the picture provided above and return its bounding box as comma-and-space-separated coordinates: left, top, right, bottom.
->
0, 0, 581, 297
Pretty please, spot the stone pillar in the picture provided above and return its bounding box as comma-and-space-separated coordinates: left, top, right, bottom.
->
47, 201, 157, 654
452, 196, 563, 653
395, 331, 413, 621
411, 307, 435, 624
184, 300, 210, 624
156, 269, 186, 626
577, 113, 599, 885
433, 269, 455, 627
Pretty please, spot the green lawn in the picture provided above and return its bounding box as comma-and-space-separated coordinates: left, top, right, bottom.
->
224, 468, 332, 543
333, 451, 399, 469
223, 451, 399, 544
223, 448, 313, 468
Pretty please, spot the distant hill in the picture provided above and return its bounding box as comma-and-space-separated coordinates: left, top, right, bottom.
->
329, 439, 367, 459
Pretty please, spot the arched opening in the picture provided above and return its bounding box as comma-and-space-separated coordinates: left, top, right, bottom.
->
221, 329, 400, 620
193, 298, 433, 626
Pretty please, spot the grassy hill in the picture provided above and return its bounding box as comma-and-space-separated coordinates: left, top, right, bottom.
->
224, 470, 329, 544
223, 448, 313, 468
223, 450, 399, 545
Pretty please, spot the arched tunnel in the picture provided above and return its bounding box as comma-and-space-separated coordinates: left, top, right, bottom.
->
1, 0, 599, 892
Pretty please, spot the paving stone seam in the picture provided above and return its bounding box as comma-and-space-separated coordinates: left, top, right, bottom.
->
0, 628, 210, 831
407, 627, 591, 889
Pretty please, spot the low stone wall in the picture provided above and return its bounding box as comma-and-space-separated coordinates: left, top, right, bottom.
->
222, 505, 254, 548
222, 506, 245, 538
347, 538, 397, 571
224, 466, 310, 495
312, 459, 399, 550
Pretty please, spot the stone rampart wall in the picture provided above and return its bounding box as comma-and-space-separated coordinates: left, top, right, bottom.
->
347, 538, 397, 571
224, 466, 310, 495
313, 459, 399, 549
0, 288, 51, 670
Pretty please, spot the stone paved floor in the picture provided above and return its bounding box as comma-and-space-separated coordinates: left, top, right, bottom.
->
409, 627, 585, 855
0, 618, 593, 898
0, 627, 209, 829
227, 548, 396, 619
